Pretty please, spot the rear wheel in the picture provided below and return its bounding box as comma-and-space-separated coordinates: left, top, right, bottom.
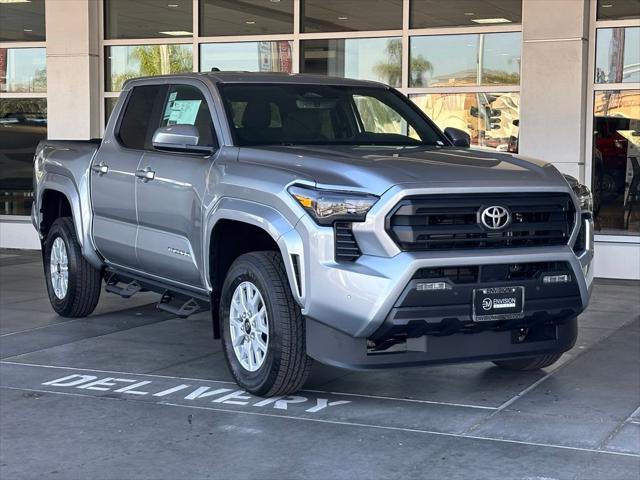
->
493, 353, 563, 371
220, 251, 312, 396
44, 217, 102, 317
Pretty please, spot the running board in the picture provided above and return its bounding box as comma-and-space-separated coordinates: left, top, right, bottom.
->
157, 291, 206, 318
103, 267, 210, 318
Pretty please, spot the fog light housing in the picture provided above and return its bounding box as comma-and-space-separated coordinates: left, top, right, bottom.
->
416, 281, 451, 291
543, 274, 571, 284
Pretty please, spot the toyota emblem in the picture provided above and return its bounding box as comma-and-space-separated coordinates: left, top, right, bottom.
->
479, 205, 512, 230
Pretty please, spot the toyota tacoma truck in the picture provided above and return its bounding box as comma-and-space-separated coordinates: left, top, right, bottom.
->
32, 72, 594, 396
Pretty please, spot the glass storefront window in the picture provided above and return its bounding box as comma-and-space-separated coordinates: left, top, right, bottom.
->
200, 0, 293, 36
302, 0, 402, 33
0, 48, 46, 93
0, 0, 45, 42
592, 90, 640, 235
105, 97, 119, 126
200, 41, 293, 73
105, 44, 193, 92
595, 27, 640, 84
104, 0, 193, 39
301, 37, 402, 87
0, 98, 47, 216
597, 0, 640, 20
410, 92, 520, 152
410, 0, 522, 29
410, 32, 521, 87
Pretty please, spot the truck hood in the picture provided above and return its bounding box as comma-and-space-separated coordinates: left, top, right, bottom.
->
238, 145, 569, 196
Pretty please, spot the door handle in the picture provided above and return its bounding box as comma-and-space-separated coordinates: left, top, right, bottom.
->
135, 167, 156, 182
91, 162, 109, 175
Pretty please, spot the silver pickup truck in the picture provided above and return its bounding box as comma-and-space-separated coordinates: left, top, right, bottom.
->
32, 72, 594, 396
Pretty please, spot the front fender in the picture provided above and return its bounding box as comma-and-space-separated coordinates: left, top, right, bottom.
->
204, 198, 305, 305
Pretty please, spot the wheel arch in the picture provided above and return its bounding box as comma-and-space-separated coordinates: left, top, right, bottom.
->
36, 173, 102, 268
205, 199, 305, 338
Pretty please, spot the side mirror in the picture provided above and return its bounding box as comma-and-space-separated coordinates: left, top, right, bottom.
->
152, 125, 213, 154
444, 127, 471, 148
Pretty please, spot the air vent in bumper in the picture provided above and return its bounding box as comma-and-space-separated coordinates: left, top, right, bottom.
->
334, 222, 361, 262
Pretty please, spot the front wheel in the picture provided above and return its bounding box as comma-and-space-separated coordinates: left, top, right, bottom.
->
44, 217, 102, 317
220, 251, 312, 396
493, 353, 563, 371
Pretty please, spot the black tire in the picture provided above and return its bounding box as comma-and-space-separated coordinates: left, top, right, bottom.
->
44, 217, 102, 317
220, 251, 312, 396
493, 353, 563, 371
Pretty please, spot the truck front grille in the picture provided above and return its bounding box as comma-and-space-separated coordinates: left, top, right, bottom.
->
386, 193, 575, 251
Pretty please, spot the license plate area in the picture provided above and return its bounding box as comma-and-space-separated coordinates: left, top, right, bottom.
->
473, 286, 525, 322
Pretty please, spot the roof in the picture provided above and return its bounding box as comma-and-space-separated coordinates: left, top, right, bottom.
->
125, 71, 389, 89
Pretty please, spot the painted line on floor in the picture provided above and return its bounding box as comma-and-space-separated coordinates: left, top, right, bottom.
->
0, 318, 87, 337
0, 361, 498, 410
2, 384, 638, 460
302, 388, 496, 410
463, 315, 640, 435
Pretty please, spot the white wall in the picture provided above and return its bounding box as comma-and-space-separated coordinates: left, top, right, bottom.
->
0, 220, 41, 250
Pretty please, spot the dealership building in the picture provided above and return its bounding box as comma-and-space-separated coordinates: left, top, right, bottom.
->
1, 0, 638, 279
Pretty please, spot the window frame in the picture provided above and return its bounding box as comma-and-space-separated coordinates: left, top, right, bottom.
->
114, 80, 220, 155
585, 1, 640, 240
0, 2, 46, 218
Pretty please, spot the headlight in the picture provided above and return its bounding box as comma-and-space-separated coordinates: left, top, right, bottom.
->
563, 174, 593, 213
288, 185, 378, 225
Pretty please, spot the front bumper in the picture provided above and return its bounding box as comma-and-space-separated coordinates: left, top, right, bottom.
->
294, 210, 593, 368
306, 315, 578, 369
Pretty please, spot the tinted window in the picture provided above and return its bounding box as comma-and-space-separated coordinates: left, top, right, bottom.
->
0, 98, 47, 215
104, 0, 193, 39
301, 37, 402, 87
411, 0, 522, 28
301, 0, 402, 33
597, 0, 640, 20
160, 85, 217, 147
220, 83, 444, 147
591, 90, 640, 235
0, 48, 46, 93
410, 32, 522, 87
118, 85, 167, 150
410, 92, 520, 151
105, 44, 193, 92
595, 27, 640, 84
0, 0, 45, 42
200, 41, 293, 73
200, 0, 293, 36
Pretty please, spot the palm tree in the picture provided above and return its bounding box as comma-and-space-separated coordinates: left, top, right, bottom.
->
111, 45, 192, 91
373, 39, 433, 87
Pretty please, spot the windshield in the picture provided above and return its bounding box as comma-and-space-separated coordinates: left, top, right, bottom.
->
220, 83, 446, 147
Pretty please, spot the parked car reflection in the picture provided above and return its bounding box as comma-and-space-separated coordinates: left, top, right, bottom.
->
0, 99, 47, 215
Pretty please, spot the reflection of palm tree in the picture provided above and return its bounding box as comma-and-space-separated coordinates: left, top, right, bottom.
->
373, 39, 432, 87
111, 45, 192, 90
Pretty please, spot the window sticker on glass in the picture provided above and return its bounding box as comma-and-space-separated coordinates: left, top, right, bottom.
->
164, 98, 201, 125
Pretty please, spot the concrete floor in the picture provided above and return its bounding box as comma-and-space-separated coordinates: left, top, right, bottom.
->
0, 249, 639, 480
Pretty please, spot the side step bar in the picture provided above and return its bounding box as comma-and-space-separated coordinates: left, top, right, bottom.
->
157, 291, 207, 318
103, 268, 210, 318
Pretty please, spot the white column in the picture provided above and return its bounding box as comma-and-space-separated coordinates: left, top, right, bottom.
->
45, 0, 101, 140
518, 0, 590, 181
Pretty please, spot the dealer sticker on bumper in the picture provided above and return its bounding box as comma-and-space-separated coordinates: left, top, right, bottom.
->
473, 286, 525, 322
